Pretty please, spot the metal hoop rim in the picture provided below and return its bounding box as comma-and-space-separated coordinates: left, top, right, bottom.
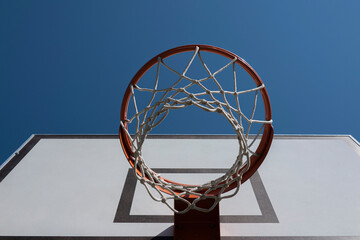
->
119, 44, 273, 197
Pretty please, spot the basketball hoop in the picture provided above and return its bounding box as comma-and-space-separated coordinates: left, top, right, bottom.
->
119, 45, 273, 214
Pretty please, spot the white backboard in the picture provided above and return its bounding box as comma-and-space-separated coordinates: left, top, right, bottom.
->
0, 135, 359, 239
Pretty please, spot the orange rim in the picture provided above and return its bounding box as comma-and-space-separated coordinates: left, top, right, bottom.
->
119, 44, 273, 197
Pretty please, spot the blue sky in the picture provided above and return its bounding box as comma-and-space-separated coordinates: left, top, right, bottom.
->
1, 0, 359, 165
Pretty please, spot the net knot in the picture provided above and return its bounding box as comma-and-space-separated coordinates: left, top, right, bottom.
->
185, 100, 192, 106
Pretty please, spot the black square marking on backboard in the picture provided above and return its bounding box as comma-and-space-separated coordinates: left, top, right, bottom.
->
114, 168, 278, 223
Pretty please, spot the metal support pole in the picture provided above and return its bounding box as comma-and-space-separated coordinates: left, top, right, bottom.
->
174, 198, 220, 240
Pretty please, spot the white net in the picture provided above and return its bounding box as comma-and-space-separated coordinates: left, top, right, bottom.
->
120, 46, 272, 213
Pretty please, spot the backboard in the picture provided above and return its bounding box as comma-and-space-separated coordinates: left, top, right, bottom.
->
0, 134, 359, 239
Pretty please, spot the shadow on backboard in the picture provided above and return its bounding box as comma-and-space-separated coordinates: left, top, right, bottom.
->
151, 225, 173, 240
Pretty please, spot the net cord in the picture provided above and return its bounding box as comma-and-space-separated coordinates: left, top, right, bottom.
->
120, 47, 272, 213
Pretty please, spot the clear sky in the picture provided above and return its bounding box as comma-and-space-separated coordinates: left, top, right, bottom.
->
1, 0, 359, 165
